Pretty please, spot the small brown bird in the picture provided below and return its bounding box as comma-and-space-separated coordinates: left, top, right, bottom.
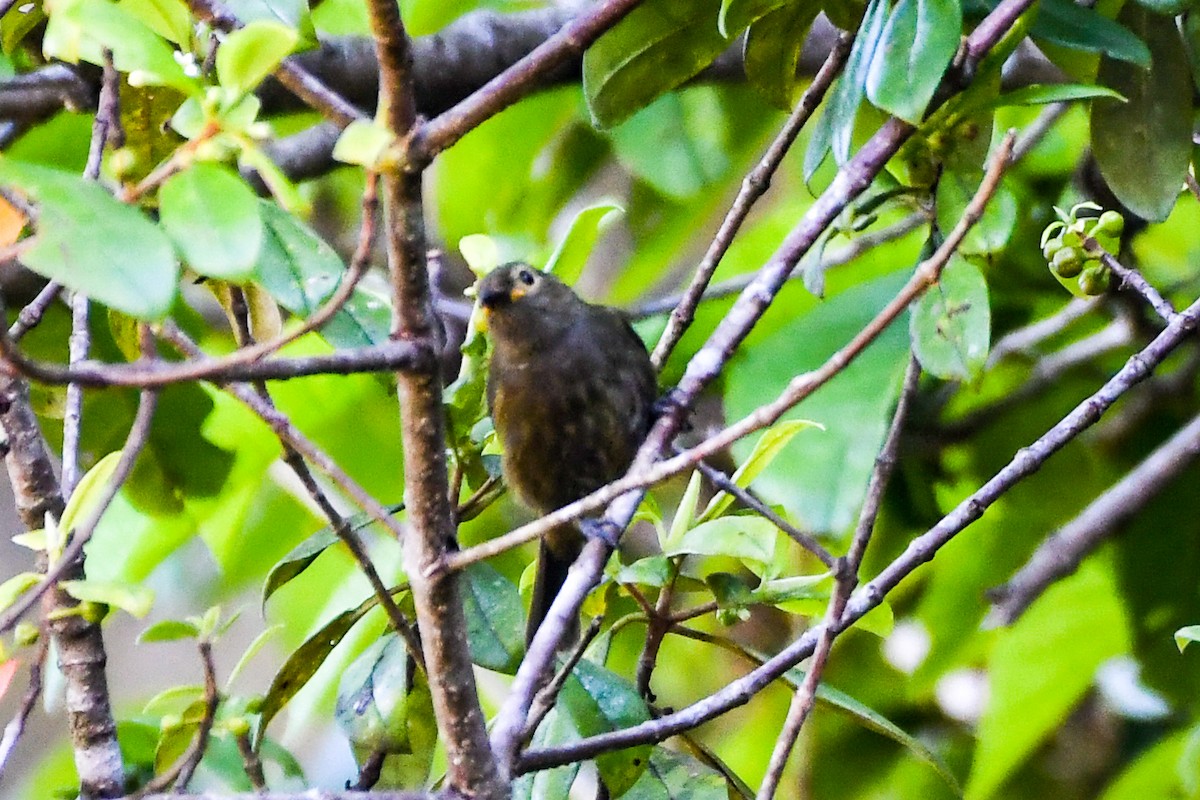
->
478, 262, 657, 644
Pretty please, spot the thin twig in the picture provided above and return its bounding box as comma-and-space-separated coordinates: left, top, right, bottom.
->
522, 616, 603, 746
690, 456, 835, 568
632, 213, 926, 321
134, 640, 221, 796
0, 636, 48, 780
988, 408, 1200, 625
650, 32, 854, 369
7, 282, 64, 342
1082, 237, 1177, 323
234, 730, 267, 791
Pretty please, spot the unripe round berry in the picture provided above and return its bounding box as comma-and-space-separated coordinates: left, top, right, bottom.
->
1052, 246, 1083, 278
1043, 239, 1064, 262
1094, 210, 1124, 238
1078, 264, 1111, 296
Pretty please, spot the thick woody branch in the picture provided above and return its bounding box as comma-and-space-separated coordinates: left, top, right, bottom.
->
366, 0, 502, 790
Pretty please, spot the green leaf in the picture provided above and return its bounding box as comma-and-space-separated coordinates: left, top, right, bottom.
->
543, 202, 623, 285
262, 527, 340, 609
610, 91, 732, 198
227, 623, 282, 689
216, 20, 299, 96
807, 674, 961, 793
0, 160, 179, 319
829, 0, 889, 163
142, 684, 205, 716
1024, 0, 1151, 68
560, 658, 652, 796
117, 0, 192, 45
0, 572, 40, 615
259, 594, 375, 739
335, 633, 414, 752
743, 0, 822, 109
138, 619, 201, 642
664, 516, 779, 577
159, 163, 264, 281
668, 470, 705, 544
622, 747, 728, 798
255, 200, 390, 347
698, 419, 822, 523
966, 559, 1131, 800
987, 83, 1126, 109
61, 450, 125, 534
865, 0, 962, 123
225, 0, 314, 41
1098, 730, 1189, 800
910, 256, 990, 381
725, 272, 912, 534
1175, 624, 1200, 653
43, 0, 198, 92
61, 579, 154, 618
513, 706, 583, 798
1129, 0, 1192, 15
461, 562, 525, 674
718, 0, 790, 36
1091, 3, 1192, 222
583, 0, 729, 128
332, 119, 398, 170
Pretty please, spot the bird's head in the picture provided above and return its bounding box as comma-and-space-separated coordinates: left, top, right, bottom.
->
475, 262, 583, 347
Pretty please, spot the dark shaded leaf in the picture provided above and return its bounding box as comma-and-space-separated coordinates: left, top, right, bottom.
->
1091, 3, 1192, 222
910, 256, 990, 381
461, 562, 525, 674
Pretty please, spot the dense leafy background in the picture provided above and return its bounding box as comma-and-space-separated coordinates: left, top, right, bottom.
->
0, 0, 1199, 798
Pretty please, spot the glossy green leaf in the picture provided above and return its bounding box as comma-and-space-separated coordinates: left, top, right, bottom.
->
332, 119, 397, 170
461, 562, 524, 674
227, 624, 282, 689
668, 470, 705, 544
987, 83, 1126, 109
1091, 3, 1192, 222
141, 684, 205, 716
698, 419, 822, 522
61, 579, 154, 618
335, 633, 413, 752
543, 202, 623, 285
1019, 0, 1151, 68
0, 160, 179, 319
512, 707, 582, 799
911, 256, 990, 381
261, 527, 340, 609
560, 658, 652, 796
217, 20, 299, 95
718, 0, 790, 36
159, 163, 263, 281
936, 172, 1017, 257
255, 200, 391, 347
583, 0, 728, 128
743, 0, 822, 109
258, 594, 375, 740
822, 0, 889, 166
137, 619, 200, 642
1176, 624, 1200, 652
865, 0, 962, 123
967, 559, 1131, 800
622, 748, 728, 798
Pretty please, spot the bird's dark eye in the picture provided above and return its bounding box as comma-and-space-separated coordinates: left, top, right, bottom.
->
517, 268, 536, 286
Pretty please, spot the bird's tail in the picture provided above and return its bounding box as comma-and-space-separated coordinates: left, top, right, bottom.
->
526, 527, 582, 647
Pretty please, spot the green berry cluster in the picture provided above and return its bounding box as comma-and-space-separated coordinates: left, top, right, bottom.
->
1041, 203, 1124, 297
